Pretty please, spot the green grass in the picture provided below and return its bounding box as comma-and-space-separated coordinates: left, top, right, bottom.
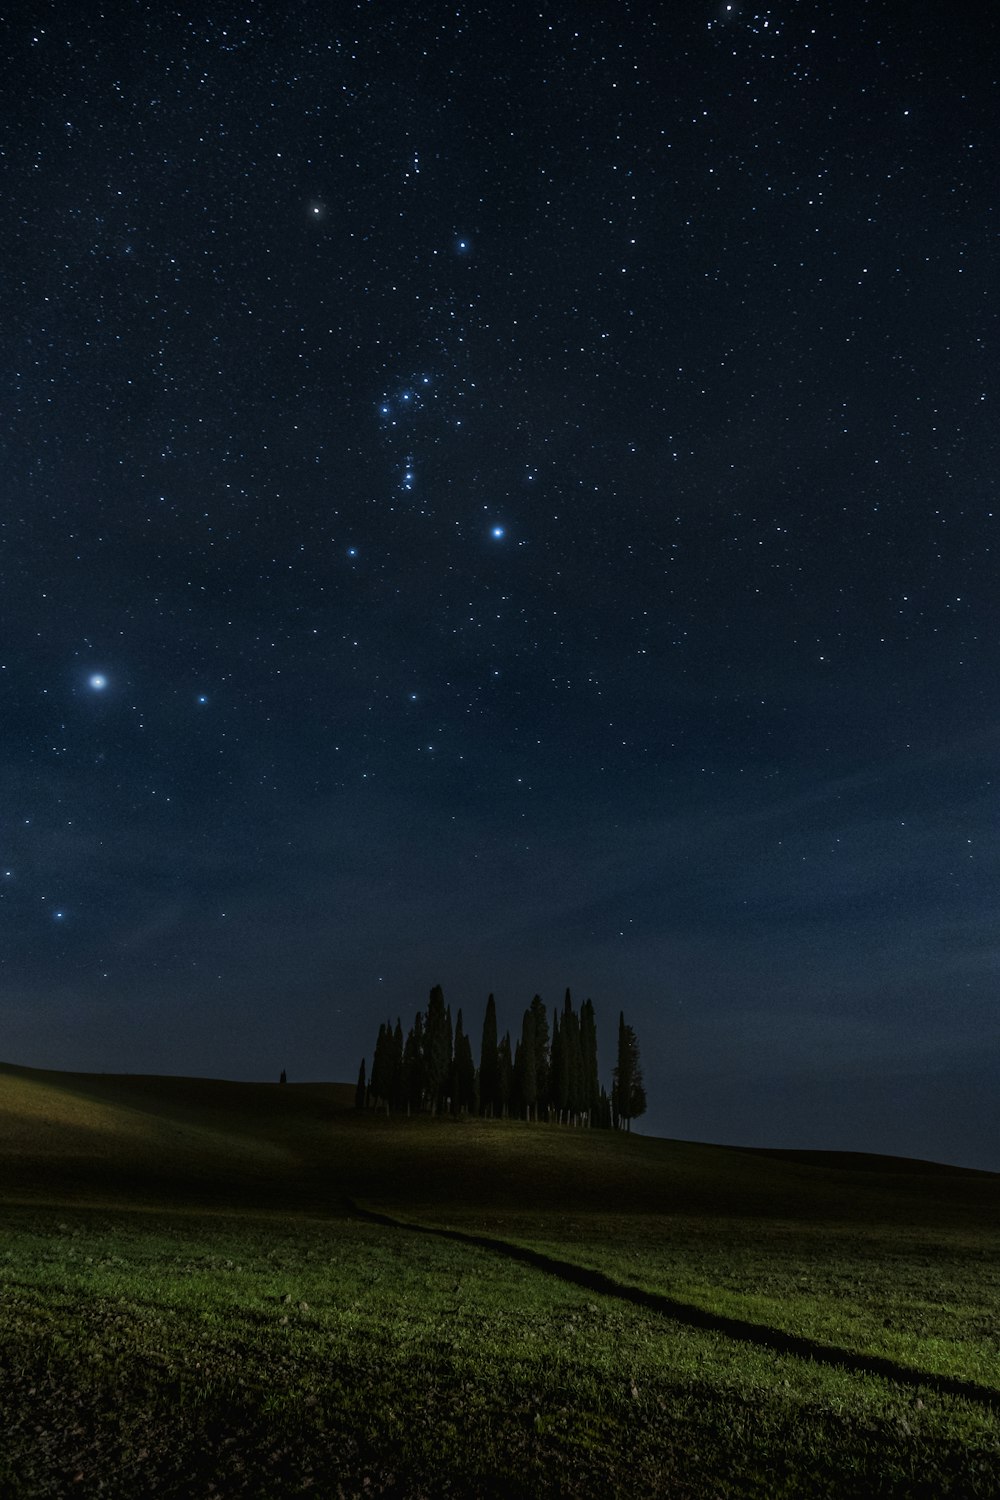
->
423, 1208, 1000, 1388
1, 1060, 999, 1496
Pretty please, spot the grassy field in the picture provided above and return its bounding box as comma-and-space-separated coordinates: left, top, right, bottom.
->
1, 1060, 998, 1496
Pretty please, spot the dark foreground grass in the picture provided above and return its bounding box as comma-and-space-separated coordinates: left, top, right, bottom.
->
2, 1203, 999, 1499
1, 1061, 999, 1496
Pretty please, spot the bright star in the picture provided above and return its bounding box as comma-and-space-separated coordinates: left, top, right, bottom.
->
491, 526, 505, 539
88, 674, 108, 691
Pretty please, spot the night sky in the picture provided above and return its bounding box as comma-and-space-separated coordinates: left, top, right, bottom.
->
4, 2, 998, 1169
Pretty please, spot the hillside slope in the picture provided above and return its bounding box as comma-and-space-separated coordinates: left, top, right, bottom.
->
1, 1060, 996, 1236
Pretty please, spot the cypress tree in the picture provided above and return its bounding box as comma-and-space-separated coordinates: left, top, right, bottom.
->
424, 985, 451, 1114
612, 1010, 647, 1131
404, 1011, 425, 1113
370, 1021, 391, 1111
497, 1031, 513, 1118
451, 1009, 463, 1113
529, 994, 549, 1112
579, 999, 600, 1125
354, 1058, 366, 1110
518, 1007, 538, 1120
368, 1022, 382, 1104
390, 1019, 406, 1112
511, 1037, 523, 1119
479, 993, 500, 1116
612, 1011, 627, 1128
445, 1004, 454, 1110
562, 989, 583, 1122
453, 1008, 476, 1114
549, 1009, 564, 1121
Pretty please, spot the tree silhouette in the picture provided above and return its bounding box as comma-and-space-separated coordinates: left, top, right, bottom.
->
612, 1010, 647, 1131
452, 1008, 476, 1114
516, 1007, 538, 1120
424, 985, 451, 1114
562, 989, 584, 1122
549, 1008, 564, 1120
404, 1010, 425, 1114
580, 999, 600, 1125
370, 1020, 394, 1113
529, 994, 550, 1113
389, 1019, 406, 1112
479, 993, 500, 1116
497, 1031, 513, 1118
364, 984, 648, 1129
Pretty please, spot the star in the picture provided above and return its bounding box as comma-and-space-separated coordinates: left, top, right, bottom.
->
88, 674, 108, 691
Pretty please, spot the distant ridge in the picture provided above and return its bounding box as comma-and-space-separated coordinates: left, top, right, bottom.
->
734, 1144, 999, 1179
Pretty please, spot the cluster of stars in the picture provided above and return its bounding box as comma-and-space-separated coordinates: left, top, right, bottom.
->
2, 1, 995, 1170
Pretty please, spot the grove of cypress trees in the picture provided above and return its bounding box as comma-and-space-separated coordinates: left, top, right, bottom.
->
365, 985, 647, 1128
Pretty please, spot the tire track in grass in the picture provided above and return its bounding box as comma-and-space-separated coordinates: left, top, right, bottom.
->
347, 1198, 1000, 1414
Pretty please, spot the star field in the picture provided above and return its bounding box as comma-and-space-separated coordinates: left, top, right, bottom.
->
2, 2, 998, 1167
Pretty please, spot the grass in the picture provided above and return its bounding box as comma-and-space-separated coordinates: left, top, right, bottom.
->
422, 1207, 1000, 1388
1, 1059, 998, 1496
